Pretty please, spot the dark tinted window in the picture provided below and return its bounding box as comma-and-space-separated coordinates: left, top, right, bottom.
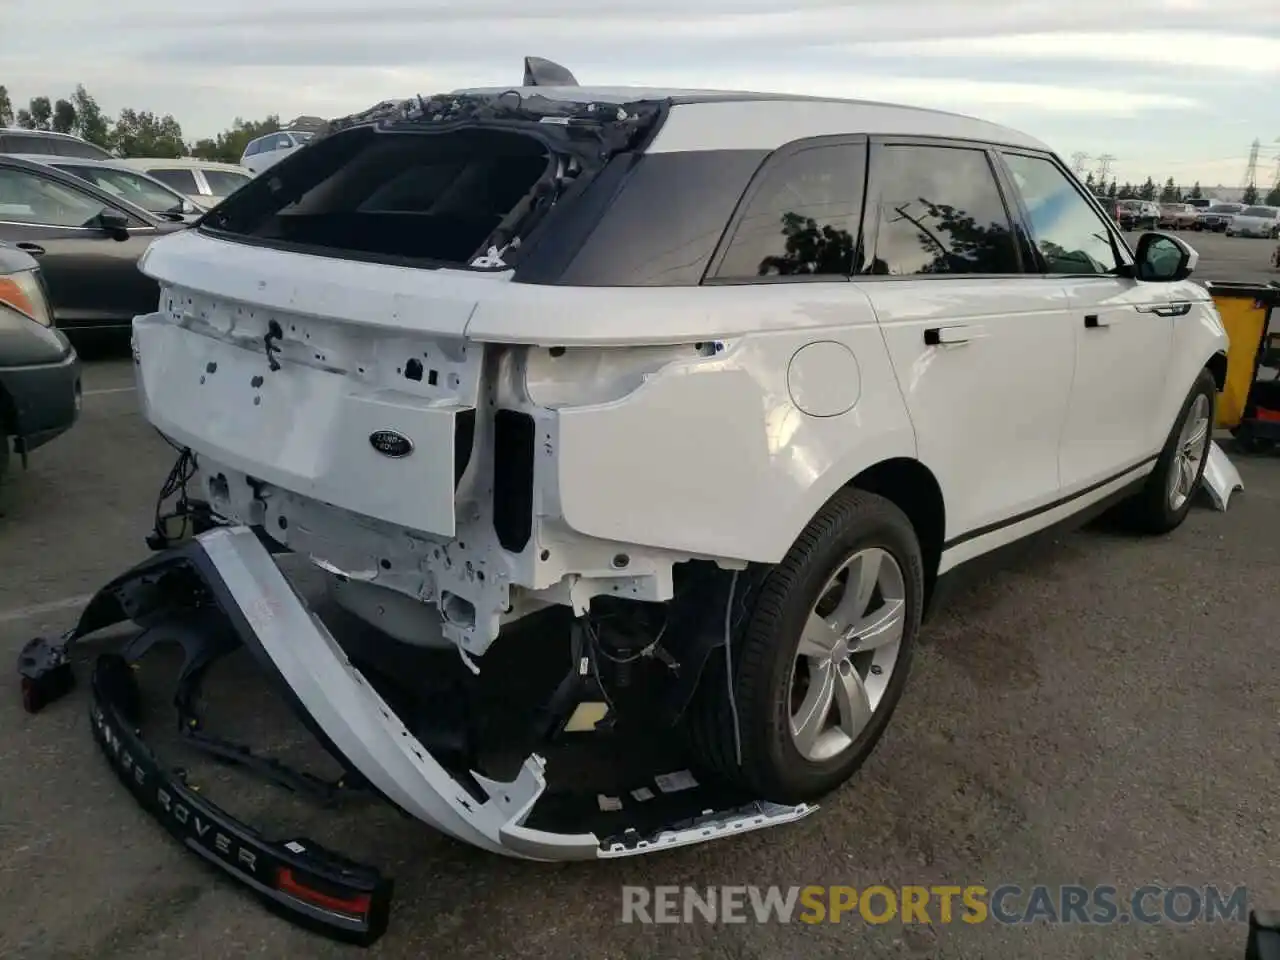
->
42, 137, 113, 160
1002, 153, 1120, 275
1242, 206, 1275, 218
202, 169, 252, 195
865, 144, 1019, 276
4, 134, 52, 155
711, 142, 864, 280
146, 168, 201, 193
537, 149, 769, 286
242, 139, 261, 157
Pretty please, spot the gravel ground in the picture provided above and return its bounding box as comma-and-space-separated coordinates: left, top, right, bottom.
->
0, 230, 1276, 960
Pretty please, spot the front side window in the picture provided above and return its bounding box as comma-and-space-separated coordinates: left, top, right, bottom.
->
0, 167, 113, 226
146, 168, 201, 194
1001, 152, 1121, 276
865, 144, 1019, 276
711, 141, 864, 280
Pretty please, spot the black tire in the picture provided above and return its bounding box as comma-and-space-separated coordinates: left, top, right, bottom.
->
687, 489, 924, 804
1120, 368, 1216, 534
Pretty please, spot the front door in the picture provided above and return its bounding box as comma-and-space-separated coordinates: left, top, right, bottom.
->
860, 140, 1076, 559
996, 151, 1173, 494
0, 164, 161, 329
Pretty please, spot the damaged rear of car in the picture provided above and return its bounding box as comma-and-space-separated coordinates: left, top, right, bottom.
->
24, 74, 824, 941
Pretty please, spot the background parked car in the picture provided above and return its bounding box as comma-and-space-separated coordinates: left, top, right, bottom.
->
117, 158, 253, 210
0, 156, 186, 334
1225, 205, 1280, 239
11, 156, 202, 223
1158, 202, 1198, 229
1115, 198, 1160, 230
240, 131, 315, 174
1197, 202, 1244, 232
0, 242, 79, 480
0, 128, 112, 160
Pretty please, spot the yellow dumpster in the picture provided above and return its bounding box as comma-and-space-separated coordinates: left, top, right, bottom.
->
1204, 281, 1279, 431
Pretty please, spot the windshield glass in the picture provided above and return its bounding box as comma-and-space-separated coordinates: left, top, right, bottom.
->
1241, 206, 1275, 218
292, 132, 314, 143
1209, 204, 1243, 213
54, 164, 187, 214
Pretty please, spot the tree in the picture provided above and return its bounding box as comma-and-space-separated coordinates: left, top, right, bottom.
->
1242, 183, 1259, 205
1084, 171, 1097, 193
1266, 185, 1280, 207
15, 108, 33, 128
1118, 182, 1136, 198
0, 86, 12, 127
190, 115, 280, 163
1107, 180, 1118, 199
70, 85, 111, 148
1188, 182, 1203, 199
51, 99, 76, 134
1138, 177, 1156, 200
1159, 177, 1178, 202
28, 96, 52, 130
110, 108, 186, 157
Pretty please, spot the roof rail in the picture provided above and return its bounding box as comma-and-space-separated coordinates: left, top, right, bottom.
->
523, 57, 578, 87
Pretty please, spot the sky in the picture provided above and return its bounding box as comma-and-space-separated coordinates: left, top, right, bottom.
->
5, 0, 1280, 188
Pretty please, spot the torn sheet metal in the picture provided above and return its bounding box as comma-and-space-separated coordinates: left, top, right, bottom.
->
1201, 440, 1243, 511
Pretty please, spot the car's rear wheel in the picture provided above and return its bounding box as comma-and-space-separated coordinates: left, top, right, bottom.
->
687, 489, 923, 804
1119, 368, 1215, 534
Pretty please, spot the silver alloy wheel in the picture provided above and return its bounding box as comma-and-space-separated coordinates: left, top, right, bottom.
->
1168, 392, 1211, 511
787, 547, 906, 763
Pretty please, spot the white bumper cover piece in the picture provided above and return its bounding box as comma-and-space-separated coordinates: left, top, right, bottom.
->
1201, 441, 1244, 511
198, 525, 814, 860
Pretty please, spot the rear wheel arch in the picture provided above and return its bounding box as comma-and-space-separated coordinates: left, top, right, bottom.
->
845, 457, 945, 609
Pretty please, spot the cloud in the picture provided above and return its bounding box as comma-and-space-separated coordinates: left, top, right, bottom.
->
855, 32, 1280, 74
2, 0, 1276, 184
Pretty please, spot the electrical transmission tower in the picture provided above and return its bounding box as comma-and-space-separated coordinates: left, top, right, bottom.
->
1094, 154, 1115, 183
1070, 152, 1091, 176
1241, 139, 1260, 190
1271, 137, 1280, 191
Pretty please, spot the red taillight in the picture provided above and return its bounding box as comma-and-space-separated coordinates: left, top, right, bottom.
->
276, 868, 373, 917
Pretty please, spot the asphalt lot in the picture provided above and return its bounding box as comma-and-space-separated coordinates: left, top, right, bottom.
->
1, 230, 1278, 960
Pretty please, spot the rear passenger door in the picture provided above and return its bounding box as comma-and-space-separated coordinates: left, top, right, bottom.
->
995, 151, 1173, 495
858, 139, 1076, 559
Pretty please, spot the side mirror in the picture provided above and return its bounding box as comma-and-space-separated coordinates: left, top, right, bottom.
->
96, 209, 131, 239
1132, 231, 1197, 282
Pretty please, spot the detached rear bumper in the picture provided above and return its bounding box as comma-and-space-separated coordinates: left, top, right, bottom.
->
49, 525, 811, 863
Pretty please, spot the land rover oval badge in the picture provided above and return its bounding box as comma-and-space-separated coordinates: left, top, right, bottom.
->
369, 430, 414, 458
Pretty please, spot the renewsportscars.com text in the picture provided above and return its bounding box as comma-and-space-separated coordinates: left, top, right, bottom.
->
620, 884, 1249, 926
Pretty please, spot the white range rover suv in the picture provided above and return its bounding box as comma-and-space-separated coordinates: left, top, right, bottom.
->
115, 79, 1227, 863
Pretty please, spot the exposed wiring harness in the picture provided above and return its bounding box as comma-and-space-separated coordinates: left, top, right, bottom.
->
150, 433, 199, 546
724, 570, 743, 766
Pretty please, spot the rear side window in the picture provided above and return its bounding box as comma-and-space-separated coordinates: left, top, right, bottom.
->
1241, 206, 1274, 218
242, 139, 262, 157
43, 137, 113, 160
864, 144, 1019, 276
4, 134, 52, 155
202, 169, 251, 195
146, 168, 201, 194
711, 142, 864, 281
1001, 152, 1121, 276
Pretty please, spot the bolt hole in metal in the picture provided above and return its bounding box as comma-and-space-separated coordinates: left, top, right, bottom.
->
611, 553, 630, 569
1168, 393, 1211, 511
788, 547, 906, 763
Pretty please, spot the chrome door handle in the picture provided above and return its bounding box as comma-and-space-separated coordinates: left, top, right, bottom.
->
1084, 314, 1109, 328
924, 325, 986, 346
